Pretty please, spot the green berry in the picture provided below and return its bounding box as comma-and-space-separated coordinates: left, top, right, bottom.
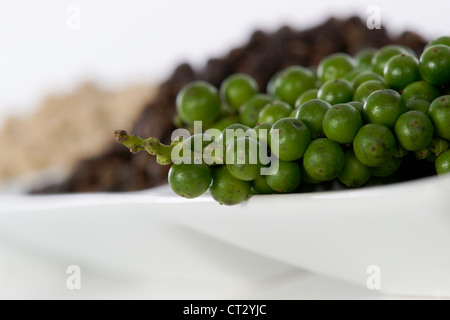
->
251, 175, 274, 194
220, 73, 259, 111
363, 89, 406, 128
258, 100, 292, 124
303, 138, 345, 181
269, 118, 311, 161
168, 163, 211, 199
355, 48, 377, 69
317, 53, 355, 83
254, 122, 272, 146
295, 99, 331, 139
176, 81, 221, 125
428, 95, 450, 140
371, 45, 409, 75
218, 123, 251, 147
394, 111, 434, 151
239, 94, 272, 127
406, 99, 430, 114
419, 45, 450, 86
266, 160, 301, 193
218, 101, 237, 117
183, 133, 215, 154
301, 163, 321, 184
383, 54, 421, 89
343, 68, 365, 82
226, 137, 261, 181
426, 36, 450, 49
353, 123, 397, 167
402, 81, 440, 103
371, 157, 402, 177
338, 149, 371, 187
211, 116, 239, 132
209, 166, 251, 205
436, 150, 450, 175
295, 89, 319, 108
353, 80, 385, 103
322, 103, 363, 144
352, 71, 385, 90
267, 71, 280, 96
318, 79, 353, 105
347, 101, 364, 113
273, 66, 316, 106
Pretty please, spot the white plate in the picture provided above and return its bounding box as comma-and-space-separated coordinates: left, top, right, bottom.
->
1, 174, 449, 298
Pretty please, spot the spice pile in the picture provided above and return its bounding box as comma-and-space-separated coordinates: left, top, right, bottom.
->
0, 83, 155, 185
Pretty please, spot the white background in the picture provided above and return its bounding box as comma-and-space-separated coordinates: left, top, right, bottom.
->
1, 1, 450, 299
0, 0, 449, 124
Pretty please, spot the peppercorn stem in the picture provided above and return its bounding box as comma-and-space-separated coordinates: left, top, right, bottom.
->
114, 130, 226, 166
114, 130, 174, 165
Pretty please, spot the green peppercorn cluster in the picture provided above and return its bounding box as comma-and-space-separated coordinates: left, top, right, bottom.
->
116, 37, 450, 206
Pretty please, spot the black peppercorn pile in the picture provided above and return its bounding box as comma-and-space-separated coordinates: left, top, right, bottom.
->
34, 16, 426, 193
